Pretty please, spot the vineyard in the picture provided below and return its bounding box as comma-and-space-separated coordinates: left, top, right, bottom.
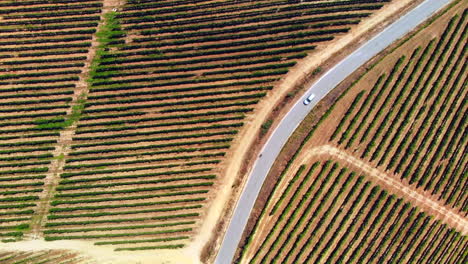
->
243, 161, 467, 263
0, 0, 409, 260
0, 0, 102, 244
238, 1, 468, 263
0, 250, 81, 264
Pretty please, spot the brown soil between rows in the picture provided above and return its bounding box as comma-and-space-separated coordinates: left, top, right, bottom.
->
1, 1, 454, 262
234, 1, 467, 262
212, 0, 432, 261
242, 146, 468, 263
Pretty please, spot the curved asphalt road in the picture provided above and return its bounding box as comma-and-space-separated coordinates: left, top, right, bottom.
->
215, 0, 454, 263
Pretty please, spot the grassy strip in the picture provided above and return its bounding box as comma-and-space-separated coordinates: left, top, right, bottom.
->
45, 228, 191, 241
0, 189, 42, 196
0, 175, 45, 182
60, 168, 212, 183
75, 116, 244, 135
68, 138, 233, 156
60, 162, 213, 177
66, 145, 230, 163
72, 128, 240, 147
54, 183, 213, 198
115, 244, 185, 251
50, 198, 205, 212
44, 221, 195, 234
48, 205, 202, 219
45, 213, 199, 227
63, 153, 224, 170
0, 196, 39, 203
51, 190, 208, 206
57, 175, 215, 191
95, 235, 189, 245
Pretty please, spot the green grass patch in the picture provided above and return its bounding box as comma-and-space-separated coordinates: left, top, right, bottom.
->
260, 119, 273, 136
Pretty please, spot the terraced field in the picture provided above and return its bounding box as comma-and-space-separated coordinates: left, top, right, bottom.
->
238, 1, 467, 263
1, 0, 407, 257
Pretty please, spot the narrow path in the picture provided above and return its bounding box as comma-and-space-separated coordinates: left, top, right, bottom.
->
26, 0, 121, 239
215, 0, 455, 262
313, 145, 468, 235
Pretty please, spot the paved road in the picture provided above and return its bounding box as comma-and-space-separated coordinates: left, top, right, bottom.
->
215, 0, 454, 263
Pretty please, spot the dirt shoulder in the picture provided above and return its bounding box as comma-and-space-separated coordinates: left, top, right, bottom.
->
198, 0, 428, 262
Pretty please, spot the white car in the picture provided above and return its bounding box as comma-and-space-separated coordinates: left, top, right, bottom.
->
303, 93, 315, 105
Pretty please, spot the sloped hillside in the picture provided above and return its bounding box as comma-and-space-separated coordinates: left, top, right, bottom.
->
238, 1, 467, 263
0, 0, 421, 262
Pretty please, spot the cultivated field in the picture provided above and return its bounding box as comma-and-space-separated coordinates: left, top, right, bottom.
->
68, 1, 395, 253
244, 161, 467, 263
238, 1, 467, 263
0, 0, 102, 243
0, 249, 81, 264
0, 0, 433, 262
